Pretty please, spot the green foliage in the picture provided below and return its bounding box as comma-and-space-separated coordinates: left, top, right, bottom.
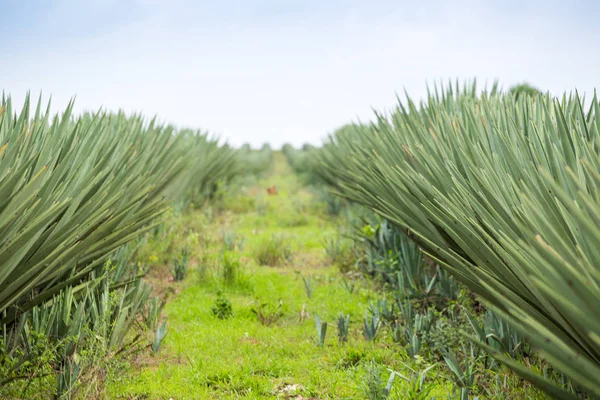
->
392, 363, 438, 400
235, 143, 273, 178
313, 80, 600, 397
0, 93, 238, 394
361, 362, 388, 400
0, 254, 152, 397
337, 313, 350, 344
152, 321, 169, 354
281, 144, 322, 186
369, 299, 395, 325
222, 231, 245, 252
210, 291, 233, 320
171, 250, 189, 281
356, 220, 461, 304
509, 82, 543, 99
421, 311, 472, 359
363, 314, 381, 341
395, 299, 435, 359
57, 358, 81, 399
220, 251, 241, 286
221, 194, 256, 214
301, 275, 315, 298
336, 348, 366, 369
250, 300, 284, 326
315, 188, 345, 216
339, 277, 356, 294
107, 151, 548, 399
254, 234, 293, 266
143, 297, 166, 331
314, 314, 328, 348
0, 97, 189, 322
443, 348, 479, 400
324, 235, 356, 273
279, 212, 309, 227
466, 309, 531, 362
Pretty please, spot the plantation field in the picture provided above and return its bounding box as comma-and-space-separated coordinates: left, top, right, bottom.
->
2, 85, 599, 399
104, 153, 551, 399
106, 153, 454, 399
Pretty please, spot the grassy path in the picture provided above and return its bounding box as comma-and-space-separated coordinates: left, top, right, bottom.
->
107, 153, 448, 399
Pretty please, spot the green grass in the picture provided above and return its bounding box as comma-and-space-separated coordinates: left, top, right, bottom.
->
106, 154, 454, 399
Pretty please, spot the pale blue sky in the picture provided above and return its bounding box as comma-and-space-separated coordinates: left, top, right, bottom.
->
1, 0, 598, 147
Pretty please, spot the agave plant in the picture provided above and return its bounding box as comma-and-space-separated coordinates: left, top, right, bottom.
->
388, 363, 438, 400
152, 321, 169, 354
314, 81, 600, 397
301, 275, 316, 298
394, 298, 435, 359
0, 95, 237, 326
144, 296, 167, 331
0, 94, 239, 393
315, 314, 328, 347
363, 313, 381, 341
1, 258, 151, 391
466, 309, 530, 363
171, 250, 189, 282
337, 313, 350, 343
443, 348, 480, 400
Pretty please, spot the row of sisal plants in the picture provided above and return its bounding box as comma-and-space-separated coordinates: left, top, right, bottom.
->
0, 94, 240, 394
313, 82, 600, 399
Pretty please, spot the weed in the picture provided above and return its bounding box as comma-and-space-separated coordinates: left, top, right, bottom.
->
255, 200, 269, 215
280, 212, 309, 227
221, 251, 241, 286
422, 310, 472, 359
223, 195, 256, 214
362, 362, 387, 400
254, 234, 293, 266
211, 291, 233, 319
336, 348, 365, 369
324, 235, 356, 273
251, 300, 284, 326
222, 231, 245, 251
